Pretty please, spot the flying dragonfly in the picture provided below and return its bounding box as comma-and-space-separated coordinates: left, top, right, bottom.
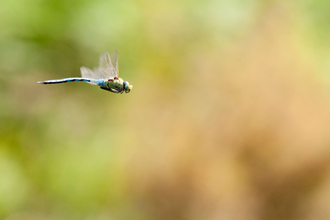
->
38, 51, 133, 94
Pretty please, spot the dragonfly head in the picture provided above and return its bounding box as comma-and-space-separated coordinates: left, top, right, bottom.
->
123, 81, 133, 93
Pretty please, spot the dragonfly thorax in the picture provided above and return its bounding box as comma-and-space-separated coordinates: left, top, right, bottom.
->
103, 78, 123, 90
100, 77, 132, 93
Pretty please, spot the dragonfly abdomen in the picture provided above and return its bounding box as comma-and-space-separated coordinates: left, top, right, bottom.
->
38, 77, 92, 84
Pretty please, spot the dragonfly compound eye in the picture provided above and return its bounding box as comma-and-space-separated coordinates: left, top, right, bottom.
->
124, 81, 132, 93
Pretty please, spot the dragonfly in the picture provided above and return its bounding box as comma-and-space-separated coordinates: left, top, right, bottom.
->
38, 51, 133, 94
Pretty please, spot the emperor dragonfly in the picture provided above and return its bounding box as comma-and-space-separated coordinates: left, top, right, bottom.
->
38, 51, 133, 94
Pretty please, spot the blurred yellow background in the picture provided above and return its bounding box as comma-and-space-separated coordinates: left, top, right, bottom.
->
1, 0, 330, 219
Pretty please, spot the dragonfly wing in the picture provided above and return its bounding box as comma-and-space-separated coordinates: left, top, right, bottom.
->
80, 67, 104, 84
99, 52, 117, 78
110, 50, 119, 77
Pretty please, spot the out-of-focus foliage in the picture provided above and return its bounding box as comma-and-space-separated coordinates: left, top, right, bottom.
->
1, 0, 330, 220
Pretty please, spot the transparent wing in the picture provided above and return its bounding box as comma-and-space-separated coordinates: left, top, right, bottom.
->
110, 50, 119, 77
80, 67, 106, 84
99, 52, 117, 78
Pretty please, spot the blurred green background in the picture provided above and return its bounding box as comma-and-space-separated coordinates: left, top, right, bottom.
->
1, 0, 330, 219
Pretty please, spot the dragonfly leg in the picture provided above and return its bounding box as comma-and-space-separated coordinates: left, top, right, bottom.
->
100, 87, 120, 93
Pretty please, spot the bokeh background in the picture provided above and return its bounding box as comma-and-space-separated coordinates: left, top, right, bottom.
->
1, 0, 330, 219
